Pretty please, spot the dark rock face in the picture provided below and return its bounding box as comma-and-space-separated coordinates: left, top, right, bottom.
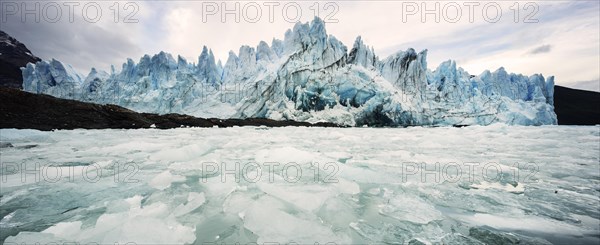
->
0, 87, 340, 131
0, 30, 41, 88
554, 85, 600, 125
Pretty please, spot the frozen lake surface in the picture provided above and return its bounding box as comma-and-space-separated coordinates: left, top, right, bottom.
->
1, 126, 599, 244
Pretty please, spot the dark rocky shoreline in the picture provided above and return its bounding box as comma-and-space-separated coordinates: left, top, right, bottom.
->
0, 87, 340, 131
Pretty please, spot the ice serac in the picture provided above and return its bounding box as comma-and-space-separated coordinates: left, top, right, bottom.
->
347, 36, 377, 68
81, 67, 109, 102
271, 39, 284, 58
379, 48, 428, 99
235, 17, 351, 122
257, 41, 277, 63
197, 46, 221, 86
21, 17, 557, 126
22, 59, 84, 99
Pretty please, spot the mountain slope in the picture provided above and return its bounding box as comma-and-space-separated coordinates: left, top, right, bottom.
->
0, 30, 41, 88
554, 85, 600, 125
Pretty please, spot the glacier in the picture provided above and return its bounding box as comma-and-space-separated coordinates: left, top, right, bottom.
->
21, 17, 557, 126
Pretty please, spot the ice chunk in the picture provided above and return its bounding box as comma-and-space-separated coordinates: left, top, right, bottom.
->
379, 194, 443, 225
242, 195, 351, 243
150, 143, 213, 162
149, 170, 186, 190
173, 192, 206, 216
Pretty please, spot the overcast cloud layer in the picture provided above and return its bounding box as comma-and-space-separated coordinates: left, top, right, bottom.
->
1, 0, 598, 91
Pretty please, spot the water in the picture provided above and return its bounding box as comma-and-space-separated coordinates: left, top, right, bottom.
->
1, 125, 598, 244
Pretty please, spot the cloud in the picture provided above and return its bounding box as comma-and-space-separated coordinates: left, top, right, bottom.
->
529, 45, 552, 54
0, 0, 151, 74
1, 0, 598, 87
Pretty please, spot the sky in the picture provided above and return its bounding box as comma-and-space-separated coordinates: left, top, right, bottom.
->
1, 0, 599, 91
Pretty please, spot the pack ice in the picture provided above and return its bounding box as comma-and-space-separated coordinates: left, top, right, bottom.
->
1, 126, 599, 244
21, 17, 557, 126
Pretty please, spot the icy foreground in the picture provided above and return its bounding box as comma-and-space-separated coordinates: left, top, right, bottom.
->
1, 126, 599, 244
22, 18, 556, 126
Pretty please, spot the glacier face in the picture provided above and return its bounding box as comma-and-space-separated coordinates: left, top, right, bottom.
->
21, 17, 557, 126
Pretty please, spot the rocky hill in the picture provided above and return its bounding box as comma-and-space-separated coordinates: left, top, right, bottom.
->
0, 30, 41, 88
